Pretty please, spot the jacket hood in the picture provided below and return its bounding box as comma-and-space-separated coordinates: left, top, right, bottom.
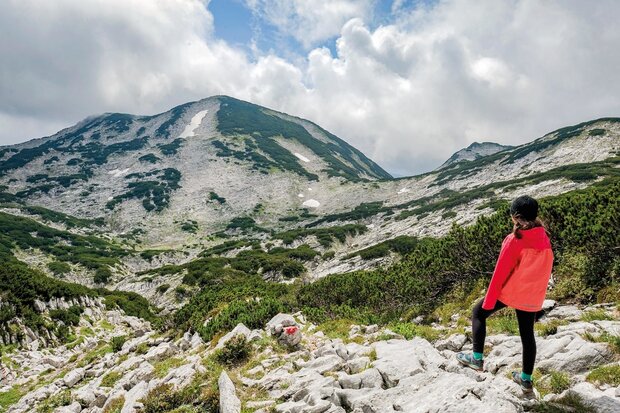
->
518, 226, 551, 249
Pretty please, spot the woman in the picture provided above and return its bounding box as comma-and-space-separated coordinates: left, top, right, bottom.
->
456, 195, 553, 393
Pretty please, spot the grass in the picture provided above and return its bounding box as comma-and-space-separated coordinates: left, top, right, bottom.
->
0, 387, 22, 411
77, 342, 113, 367
102, 396, 125, 413
582, 331, 620, 354
99, 319, 115, 331
386, 322, 442, 342
101, 371, 123, 388
580, 309, 614, 321
586, 364, 620, 386
35, 389, 72, 413
429, 278, 487, 324
531, 368, 572, 397
153, 357, 186, 378
535, 319, 570, 337
66, 336, 85, 350
316, 319, 357, 341
531, 393, 596, 413
486, 309, 520, 335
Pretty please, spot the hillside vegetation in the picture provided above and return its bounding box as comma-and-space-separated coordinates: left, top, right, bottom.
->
173, 180, 619, 341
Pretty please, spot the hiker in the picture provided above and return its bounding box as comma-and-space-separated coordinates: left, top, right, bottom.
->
456, 195, 553, 393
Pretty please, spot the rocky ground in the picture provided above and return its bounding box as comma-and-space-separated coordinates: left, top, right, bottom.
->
1, 300, 619, 413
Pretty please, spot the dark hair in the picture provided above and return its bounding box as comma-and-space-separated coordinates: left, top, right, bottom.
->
510, 195, 548, 239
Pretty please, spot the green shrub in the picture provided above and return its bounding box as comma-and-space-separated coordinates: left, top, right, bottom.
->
214, 334, 251, 366
208, 191, 226, 204
47, 261, 71, 275
180, 221, 198, 233
549, 371, 572, 394
94, 266, 113, 284
487, 313, 520, 335
156, 284, 170, 294
531, 393, 595, 412
49, 306, 83, 327
322, 250, 335, 260
596, 283, 620, 304
100, 289, 158, 323
111, 335, 127, 352
136, 342, 149, 355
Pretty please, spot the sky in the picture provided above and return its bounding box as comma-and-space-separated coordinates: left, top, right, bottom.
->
1, 0, 619, 176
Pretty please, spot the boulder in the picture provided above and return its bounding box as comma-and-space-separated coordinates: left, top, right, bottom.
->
53, 401, 82, 413
372, 338, 445, 387
344, 357, 370, 374
266, 314, 302, 348
63, 368, 86, 388
219, 371, 241, 413
267, 313, 297, 335
434, 333, 467, 352
121, 380, 148, 413
216, 323, 252, 349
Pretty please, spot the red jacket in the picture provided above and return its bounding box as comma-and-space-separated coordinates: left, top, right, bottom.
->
482, 226, 553, 312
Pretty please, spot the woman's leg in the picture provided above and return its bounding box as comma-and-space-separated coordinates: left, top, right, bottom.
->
472, 298, 507, 354
515, 308, 537, 375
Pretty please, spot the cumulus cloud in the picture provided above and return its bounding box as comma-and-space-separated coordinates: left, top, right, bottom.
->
1, 0, 620, 176
244, 0, 374, 49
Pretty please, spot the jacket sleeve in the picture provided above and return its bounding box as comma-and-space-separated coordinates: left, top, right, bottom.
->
482, 234, 521, 310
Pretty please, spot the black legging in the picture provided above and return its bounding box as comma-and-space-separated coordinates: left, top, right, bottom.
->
471, 298, 537, 375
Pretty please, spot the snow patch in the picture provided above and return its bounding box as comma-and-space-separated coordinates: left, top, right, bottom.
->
294, 152, 310, 163
307, 187, 313, 191
302, 199, 320, 208
107, 168, 130, 178
298, 194, 304, 198
178, 110, 209, 139
398, 188, 410, 194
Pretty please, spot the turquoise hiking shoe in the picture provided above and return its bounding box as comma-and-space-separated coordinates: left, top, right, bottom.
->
511, 371, 534, 393
456, 352, 483, 371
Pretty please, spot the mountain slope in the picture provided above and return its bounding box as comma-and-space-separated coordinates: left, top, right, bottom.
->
0, 98, 618, 294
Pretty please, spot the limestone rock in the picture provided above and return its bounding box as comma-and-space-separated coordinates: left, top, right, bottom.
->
219, 371, 241, 413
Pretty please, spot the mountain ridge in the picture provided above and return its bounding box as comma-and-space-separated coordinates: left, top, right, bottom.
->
0, 98, 618, 301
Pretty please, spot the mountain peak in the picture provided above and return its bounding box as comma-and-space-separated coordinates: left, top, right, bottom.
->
438, 141, 512, 169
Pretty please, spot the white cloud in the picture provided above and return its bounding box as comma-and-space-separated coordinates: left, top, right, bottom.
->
244, 0, 374, 48
1, 0, 620, 176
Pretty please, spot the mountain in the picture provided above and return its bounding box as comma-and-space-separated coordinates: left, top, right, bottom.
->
0, 96, 391, 243
0, 98, 618, 301
1, 103, 618, 413
438, 141, 512, 169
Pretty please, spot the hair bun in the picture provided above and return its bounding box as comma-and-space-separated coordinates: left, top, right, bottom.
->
510, 195, 538, 221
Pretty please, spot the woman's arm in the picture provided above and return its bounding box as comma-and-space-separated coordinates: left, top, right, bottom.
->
481, 234, 521, 310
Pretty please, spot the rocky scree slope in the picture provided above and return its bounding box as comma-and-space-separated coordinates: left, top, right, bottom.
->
2, 300, 619, 413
